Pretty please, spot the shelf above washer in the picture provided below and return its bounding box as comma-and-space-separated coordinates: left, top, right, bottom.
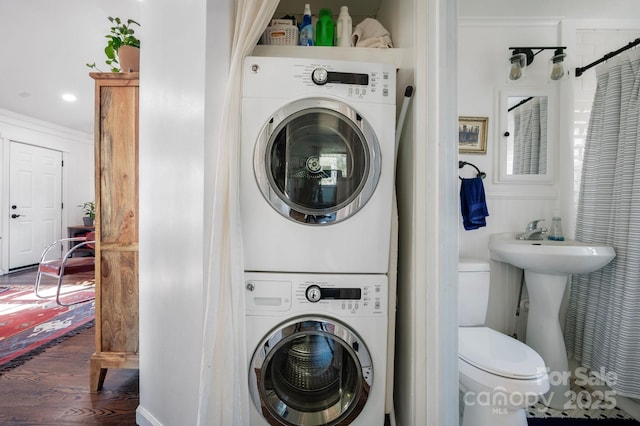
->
251, 45, 408, 68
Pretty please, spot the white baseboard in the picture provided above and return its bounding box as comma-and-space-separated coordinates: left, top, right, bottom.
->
136, 404, 163, 426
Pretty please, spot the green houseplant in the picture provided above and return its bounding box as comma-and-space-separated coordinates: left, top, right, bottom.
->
79, 201, 96, 227
87, 16, 141, 72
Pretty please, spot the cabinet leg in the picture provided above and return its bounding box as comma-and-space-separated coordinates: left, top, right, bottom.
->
90, 358, 108, 392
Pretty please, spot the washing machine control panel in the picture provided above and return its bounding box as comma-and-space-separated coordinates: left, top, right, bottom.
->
305, 284, 362, 303
300, 282, 384, 315
244, 274, 387, 317
305, 285, 322, 302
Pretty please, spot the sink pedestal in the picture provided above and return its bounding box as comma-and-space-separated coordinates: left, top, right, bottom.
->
525, 270, 570, 410
489, 232, 616, 410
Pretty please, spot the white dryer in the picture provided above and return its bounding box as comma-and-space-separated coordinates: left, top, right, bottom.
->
241, 56, 396, 274
245, 272, 388, 426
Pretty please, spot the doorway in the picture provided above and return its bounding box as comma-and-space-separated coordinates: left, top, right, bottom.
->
9, 141, 63, 270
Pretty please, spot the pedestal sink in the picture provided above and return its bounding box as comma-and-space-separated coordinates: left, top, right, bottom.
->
489, 232, 615, 409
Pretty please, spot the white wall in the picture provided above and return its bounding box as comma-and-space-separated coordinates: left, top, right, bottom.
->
0, 110, 93, 274
459, 0, 640, 19
384, 0, 460, 423
135, 0, 216, 424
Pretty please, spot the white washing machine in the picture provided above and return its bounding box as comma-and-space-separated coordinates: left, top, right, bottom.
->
241, 56, 396, 274
245, 272, 388, 426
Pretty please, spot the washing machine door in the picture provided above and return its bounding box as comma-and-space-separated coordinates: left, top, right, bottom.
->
249, 317, 373, 426
254, 98, 381, 225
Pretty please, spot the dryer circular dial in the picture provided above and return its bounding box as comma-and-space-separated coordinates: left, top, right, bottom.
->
253, 98, 382, 225
311, 67, 328, 85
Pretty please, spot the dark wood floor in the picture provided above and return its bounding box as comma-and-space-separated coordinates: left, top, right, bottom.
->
0, 268, 139, 425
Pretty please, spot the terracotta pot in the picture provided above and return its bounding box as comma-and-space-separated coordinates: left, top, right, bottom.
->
118, 45, 140, 72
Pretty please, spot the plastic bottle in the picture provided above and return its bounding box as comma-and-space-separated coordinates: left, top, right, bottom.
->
315, 8, 335, 46
299, 4, 314, 46
336, 6, 352, 47
547, 216, 565, 241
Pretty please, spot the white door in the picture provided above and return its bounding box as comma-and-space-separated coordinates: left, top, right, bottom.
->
9, 141, 63, 270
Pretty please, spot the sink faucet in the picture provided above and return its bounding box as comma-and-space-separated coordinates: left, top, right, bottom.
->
517, 219, 548, 240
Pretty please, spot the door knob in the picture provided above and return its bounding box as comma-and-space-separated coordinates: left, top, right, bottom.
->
11, 214, 22, 219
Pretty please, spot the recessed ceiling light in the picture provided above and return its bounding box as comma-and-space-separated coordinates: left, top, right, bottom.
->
62, 93, 77, 102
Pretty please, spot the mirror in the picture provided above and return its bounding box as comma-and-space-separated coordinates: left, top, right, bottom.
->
497, 88, 556, 183
507, 95, 548, 174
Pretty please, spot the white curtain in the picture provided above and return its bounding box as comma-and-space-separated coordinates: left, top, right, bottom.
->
565, 49, 640, 398
512, 96, 547, 174
197, 1, 279, 424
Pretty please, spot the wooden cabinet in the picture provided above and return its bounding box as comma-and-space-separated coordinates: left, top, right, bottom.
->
89, 72, 139, 392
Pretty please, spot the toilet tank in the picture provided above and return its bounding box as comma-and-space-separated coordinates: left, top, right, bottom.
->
458, 259, 491, 326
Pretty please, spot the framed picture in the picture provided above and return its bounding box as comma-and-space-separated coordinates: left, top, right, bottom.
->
458, 116, 488, 154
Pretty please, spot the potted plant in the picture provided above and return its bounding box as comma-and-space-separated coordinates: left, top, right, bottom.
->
79, 201, 96, 227
87, 16, 141, 72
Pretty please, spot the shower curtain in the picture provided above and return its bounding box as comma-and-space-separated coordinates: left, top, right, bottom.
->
512, 96, 548, 174
197, 1, 279, 425
565, 49, 640, 399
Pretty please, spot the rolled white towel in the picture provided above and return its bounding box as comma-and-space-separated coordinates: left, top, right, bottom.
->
352, 18, 394, 48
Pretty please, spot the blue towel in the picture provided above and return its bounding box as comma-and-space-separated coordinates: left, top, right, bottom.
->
460, 176, 489, 230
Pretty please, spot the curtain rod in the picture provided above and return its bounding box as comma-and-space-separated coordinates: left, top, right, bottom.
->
508, 96, 534, 112
575, 38, 640, 77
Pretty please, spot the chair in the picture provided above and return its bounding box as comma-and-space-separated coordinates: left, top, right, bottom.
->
34, 231, 95, 306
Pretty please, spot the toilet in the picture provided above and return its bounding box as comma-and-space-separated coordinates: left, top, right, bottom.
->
458, 259, 549, 426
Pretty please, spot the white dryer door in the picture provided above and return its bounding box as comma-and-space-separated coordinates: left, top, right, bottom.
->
254, 98, 381, 225
249, 317, 373, 426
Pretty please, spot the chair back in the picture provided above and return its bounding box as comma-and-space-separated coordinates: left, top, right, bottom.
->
85, 231, 96, 250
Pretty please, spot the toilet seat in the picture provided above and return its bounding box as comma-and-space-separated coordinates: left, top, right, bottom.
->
459, 327, 546, 380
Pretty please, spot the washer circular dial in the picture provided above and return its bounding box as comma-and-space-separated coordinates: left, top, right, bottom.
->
306, 285, 322, 303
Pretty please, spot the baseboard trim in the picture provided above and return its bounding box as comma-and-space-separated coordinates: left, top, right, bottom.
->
136, 404, 162, 426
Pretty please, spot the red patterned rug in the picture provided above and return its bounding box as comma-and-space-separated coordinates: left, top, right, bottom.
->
0, 283, 95, 372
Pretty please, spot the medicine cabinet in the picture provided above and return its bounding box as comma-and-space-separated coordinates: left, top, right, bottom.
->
496, 87, 557, 184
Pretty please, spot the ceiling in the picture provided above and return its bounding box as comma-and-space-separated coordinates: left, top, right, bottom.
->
0, 0, 388, 135
0, 0, 379, 136
0, 0, 142, 135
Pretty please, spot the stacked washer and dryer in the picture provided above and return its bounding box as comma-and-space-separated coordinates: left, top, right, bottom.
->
241, 56, 397, 426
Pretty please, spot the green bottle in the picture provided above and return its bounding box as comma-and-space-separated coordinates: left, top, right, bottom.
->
315, 8, 334, 46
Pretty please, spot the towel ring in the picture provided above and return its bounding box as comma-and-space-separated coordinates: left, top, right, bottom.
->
458, 160, 486, 180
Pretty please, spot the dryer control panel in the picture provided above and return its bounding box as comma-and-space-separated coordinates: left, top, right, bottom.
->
311, 68, 369, 86
243, 56, 395, 103
302, 64, 390, 99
